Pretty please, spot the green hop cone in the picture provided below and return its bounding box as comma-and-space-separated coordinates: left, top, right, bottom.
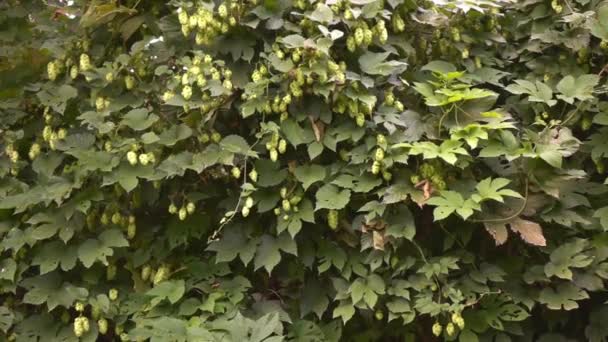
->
178, 207, 188, 221
445, 322, 455, 336
376, 134, 386, 146
125, 75, 135, 90
109, 288, 118, 301
168, 203, 178, 214
347, 36, 356, 52
138, 153, 149, 166
127, 223, 136, 239
356, 114, 365, 127
127, 151, 138, 166
282, 199, 291, 212
154, 266, 169, 284
186, 202, 196, 214
70, 65, 79, 79
245, 197, 254, 208
231, 166, 241, 179
382, 171, 392, 182
182, 85, 192, 100
211, 131, 222, 143
354, 27, 364, 45
28, 143, 41, 160
47, 61, 58, 80
452, 312, 465, 329
270, 148, 279, 162
241, 206, 250, 217
374, 148, 385, 161
79, 53, 91, 71
394, 100, 404, 112
328, 209, 339, 230
98, 318, 108, 335
432, 322, 442, 337
74, 318, 84, 337
371, 160, 381, 175
82, 317, 90, 332
278, 139, 287, 154
141, 265, 151, 281
248, 169, 258, 182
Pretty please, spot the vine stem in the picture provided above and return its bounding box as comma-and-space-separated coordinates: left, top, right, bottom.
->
468, 177, 529, 223
560, 103, 583, 127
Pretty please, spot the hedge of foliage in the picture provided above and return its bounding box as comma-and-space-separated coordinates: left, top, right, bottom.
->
2, 0, 608, 341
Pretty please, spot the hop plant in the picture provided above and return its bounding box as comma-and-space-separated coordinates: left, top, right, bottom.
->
141, 265, 151, 281
98, 318, 108, 335
248, 168, 258, 182
231, 166, 241, 179
138, 153, 150, 166
70, 65, 79, 79
432, 322, 442, 337
154, 265, 169, 284
328, 209, 339, 230
79, 53, 91, 71
127, 151, 138, 166
109, 288, 118, 301
73, 318, 84, 337
125, 75, 136, 90
178, 207, 188, 221
182, 85, 193, 100
47, 61, 58, 80
28, 143, 41, 160
374, 148, 385, 161
445, 322, 455, 336
168, 203, 178, 214
127, 223, 136, 239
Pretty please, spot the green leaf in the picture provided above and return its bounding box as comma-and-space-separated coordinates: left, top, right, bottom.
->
220, 135, 257, 157
459, 329, 479, 342
0, 306, 14, 333
359, 52, 407, 76
308, 3, 333, 23
156, 124, 193, 146
544, 239, 594, 280
206, 224, 258, 265
471, 177, 523, 203
421, 60, 457, 74
78, 229, 128, 268
427, 191, 480, 220
21, 273, 88, 310
315, 184, 351, 210
281, 119, 315, 146
32, 241, 78, 274
556, 74, 599, 104
294, 164, 326, 190
594, 206, 608, 230
147, 280, 186, 304
590, 6, 608, 40
506, 80, 557, 106
0, 258, 16, 281
254, 235, 282, 273
407, 140, 469, 165
332, 301, 355, 323
120, 108, 159, 131
539, 283, 589, 310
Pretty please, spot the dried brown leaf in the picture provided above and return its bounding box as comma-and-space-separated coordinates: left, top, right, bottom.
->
509, 218, 546, 246
484, 222, 509, 246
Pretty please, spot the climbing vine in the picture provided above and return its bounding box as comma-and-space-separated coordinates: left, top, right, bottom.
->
2, 0, 608, 341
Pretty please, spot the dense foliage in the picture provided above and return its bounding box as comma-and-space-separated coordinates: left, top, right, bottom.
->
2, 0, 608, 340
